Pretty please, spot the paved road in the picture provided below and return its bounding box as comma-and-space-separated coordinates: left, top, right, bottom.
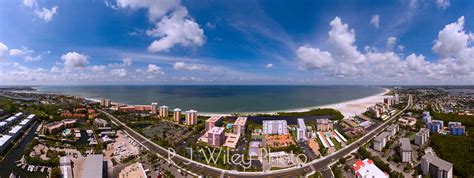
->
101, 95, 412, 177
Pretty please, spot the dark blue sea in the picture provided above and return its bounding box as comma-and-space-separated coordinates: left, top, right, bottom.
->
37, 85, 384, 113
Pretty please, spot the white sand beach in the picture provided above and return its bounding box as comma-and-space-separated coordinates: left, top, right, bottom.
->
201, 88, 390, 118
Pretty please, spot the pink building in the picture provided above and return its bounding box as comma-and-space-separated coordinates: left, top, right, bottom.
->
185, 110, 198, 125
205, 116, 222, 131
233, 117, 247, 136
151, 103, 158, 114
208, 127, 225, 147
173, 108, 181, 122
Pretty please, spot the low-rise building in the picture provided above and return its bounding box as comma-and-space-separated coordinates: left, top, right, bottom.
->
399, 117, 417, 126
63, 119, 77, 128
44, 121, 64, 134
316, 118, 333, 131
400, 138, 412, 163
208, 127, 225, 147
262, 120, 287, 135
373, 132, 391, 151
9, 125, 23, 139
421, 154, 453, 178
352, 159, 389, 178
0, 121, 7, 132
0, 135, 12, 153
93, 118, 109, 127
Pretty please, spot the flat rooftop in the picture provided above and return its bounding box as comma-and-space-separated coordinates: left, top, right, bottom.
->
374, 132, 390, 142
235, 117, 247, 125
206, 116, 222, 123
0, 135, 12, 146
400, 138, 412, 151
9, 125, 23, 134
82, 154, 104, 178
208, 127, 224, 134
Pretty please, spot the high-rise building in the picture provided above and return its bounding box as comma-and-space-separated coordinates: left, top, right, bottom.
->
296, 118, 307, 141
262, 120, 287, 135
386, 124, 399, 137
400, 138, 412, 163
421, 154, 453, 178
448, 122, 465, 136
233, 117, 247, 136
100, 99, 111, 107
159, 105, 169, 118
173, 108, 181, 122
415, 128, 430, 146
373, 132, 391, 151
185, 110, 198, 125
205, 116, 222, 131
151, 103, 158, 114
394, 94, 399, 104
429, 120, 444, 133
208, 127, 225, 147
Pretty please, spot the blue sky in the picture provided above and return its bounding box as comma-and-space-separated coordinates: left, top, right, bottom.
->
1, 0, 474, 85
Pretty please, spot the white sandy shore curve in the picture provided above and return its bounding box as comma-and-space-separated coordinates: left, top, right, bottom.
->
200, 88, 391, 118
53, 87, 390, 118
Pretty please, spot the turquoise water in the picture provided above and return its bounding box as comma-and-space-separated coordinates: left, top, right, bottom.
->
37, 85, 384, 113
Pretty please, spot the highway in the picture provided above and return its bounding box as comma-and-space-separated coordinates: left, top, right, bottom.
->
101, 95, 412, 177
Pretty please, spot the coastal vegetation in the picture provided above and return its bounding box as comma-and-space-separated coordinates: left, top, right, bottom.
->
276, 108, 344, 121
429, 112, 474, 177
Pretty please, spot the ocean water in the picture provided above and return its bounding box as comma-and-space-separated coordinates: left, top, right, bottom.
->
37, 85, 384, 113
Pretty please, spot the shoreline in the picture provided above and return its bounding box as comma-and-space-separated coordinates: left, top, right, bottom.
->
35, 86, 390, 117
200, 88, 390, 117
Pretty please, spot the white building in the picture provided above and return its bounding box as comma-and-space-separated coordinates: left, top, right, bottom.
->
400, 138, 412, 163
353, 159, 389, 178
0, 135, 12, 153
421, 154, 453, 178
386, 124, 399, 137
296, 118, 307, 141
373, 132, 391, 151
415, 128, 430, 146
60, 156, 73, 178
262, 120, 287, 135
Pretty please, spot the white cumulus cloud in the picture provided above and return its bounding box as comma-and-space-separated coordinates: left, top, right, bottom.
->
61, 52, 89, 68
116, 0, 205, 52
147, 64, 164, 75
